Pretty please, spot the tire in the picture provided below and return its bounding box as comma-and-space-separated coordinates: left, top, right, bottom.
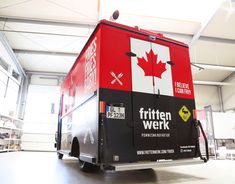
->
57, 152, 63, 159
79, 159, 98, 172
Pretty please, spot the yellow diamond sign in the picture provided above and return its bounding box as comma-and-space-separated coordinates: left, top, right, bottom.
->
179, 105, 191, 122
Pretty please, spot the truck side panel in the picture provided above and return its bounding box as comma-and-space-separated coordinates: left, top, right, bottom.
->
72, 95, 98, 159
59, 29, 101, 161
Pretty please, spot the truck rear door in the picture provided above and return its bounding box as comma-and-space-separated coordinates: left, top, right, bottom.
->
130, 37, 177, 160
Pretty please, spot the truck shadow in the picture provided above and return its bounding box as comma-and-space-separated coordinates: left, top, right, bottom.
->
58, 159, 206, 184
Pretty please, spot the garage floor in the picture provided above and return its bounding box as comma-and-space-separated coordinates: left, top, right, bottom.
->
0, 152, 234, 184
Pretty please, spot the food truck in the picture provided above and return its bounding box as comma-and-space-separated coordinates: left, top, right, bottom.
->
55, 20, 208, 171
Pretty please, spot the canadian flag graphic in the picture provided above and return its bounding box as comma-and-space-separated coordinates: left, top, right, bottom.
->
131, 38, 173, 96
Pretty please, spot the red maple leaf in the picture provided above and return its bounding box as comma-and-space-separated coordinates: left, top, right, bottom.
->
137, 49, 166, 78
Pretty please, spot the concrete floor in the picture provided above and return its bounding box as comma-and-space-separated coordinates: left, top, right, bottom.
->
0, 152, 234, 184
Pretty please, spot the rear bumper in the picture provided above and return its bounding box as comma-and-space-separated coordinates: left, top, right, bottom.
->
108, 158, 206, 171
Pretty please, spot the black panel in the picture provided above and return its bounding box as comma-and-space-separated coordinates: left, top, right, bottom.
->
174, 98, 198, 158
99, 88, 199, 163
99, 88, 137, 163
72, 95, 99, 160
132, 92, 178, 160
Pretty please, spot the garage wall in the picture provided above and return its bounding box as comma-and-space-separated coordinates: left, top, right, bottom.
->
0, 32, 23, 117
194, 85, 221, 111
221, 75, 235, 111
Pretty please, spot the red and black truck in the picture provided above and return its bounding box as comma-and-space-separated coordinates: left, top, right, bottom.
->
55, 20, 208, 171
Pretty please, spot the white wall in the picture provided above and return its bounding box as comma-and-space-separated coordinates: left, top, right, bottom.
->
194, 85, 221, 111
30, 75, 60, 86
212, 112, 235, 139
221, 75, 235, 111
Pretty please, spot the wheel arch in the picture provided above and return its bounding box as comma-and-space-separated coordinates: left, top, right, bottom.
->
71, 137, 80, 158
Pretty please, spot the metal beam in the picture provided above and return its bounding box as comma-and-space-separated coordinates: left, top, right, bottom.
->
26, 70, 67, 77
189, 1, 224, 46
0, 29, 89, 38
199, 36, 235, 44
0, 16, 96, 28
222, 71, 235, 82
193, 80, 235, 86
13, 49, 78, 57
2, 16, 235, 44
192, 63, 235, 71
3, 28, 235, 45
17, 76, 29, 119
218, 86, 225, 112
153, 30, 235, 45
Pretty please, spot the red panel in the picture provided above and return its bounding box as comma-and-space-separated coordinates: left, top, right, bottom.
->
99, 24, 132, 91
60, 30, 100, 116
98, 23, 194, 99
170, 45, 194, 99
60, 20, 195, 116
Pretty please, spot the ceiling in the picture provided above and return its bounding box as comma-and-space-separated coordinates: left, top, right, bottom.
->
0, 0, 235, 86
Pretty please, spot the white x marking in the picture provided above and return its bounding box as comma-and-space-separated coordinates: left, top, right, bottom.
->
110, 71, 123, 85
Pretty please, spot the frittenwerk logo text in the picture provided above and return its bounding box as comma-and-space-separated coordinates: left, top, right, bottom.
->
139, 108, 171, 130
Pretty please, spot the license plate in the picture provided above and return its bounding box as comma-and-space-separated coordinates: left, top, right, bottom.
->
106, 106, 125, 119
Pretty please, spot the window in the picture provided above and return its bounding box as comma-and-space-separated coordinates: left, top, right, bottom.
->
5, 79, 20, 113
0, 57, 9, 71
0, 61, 20, 115
12, 70, 20, 81
0, 70, 8, 99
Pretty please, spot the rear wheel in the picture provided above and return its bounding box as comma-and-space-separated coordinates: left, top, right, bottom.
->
57, 152, 63, 159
